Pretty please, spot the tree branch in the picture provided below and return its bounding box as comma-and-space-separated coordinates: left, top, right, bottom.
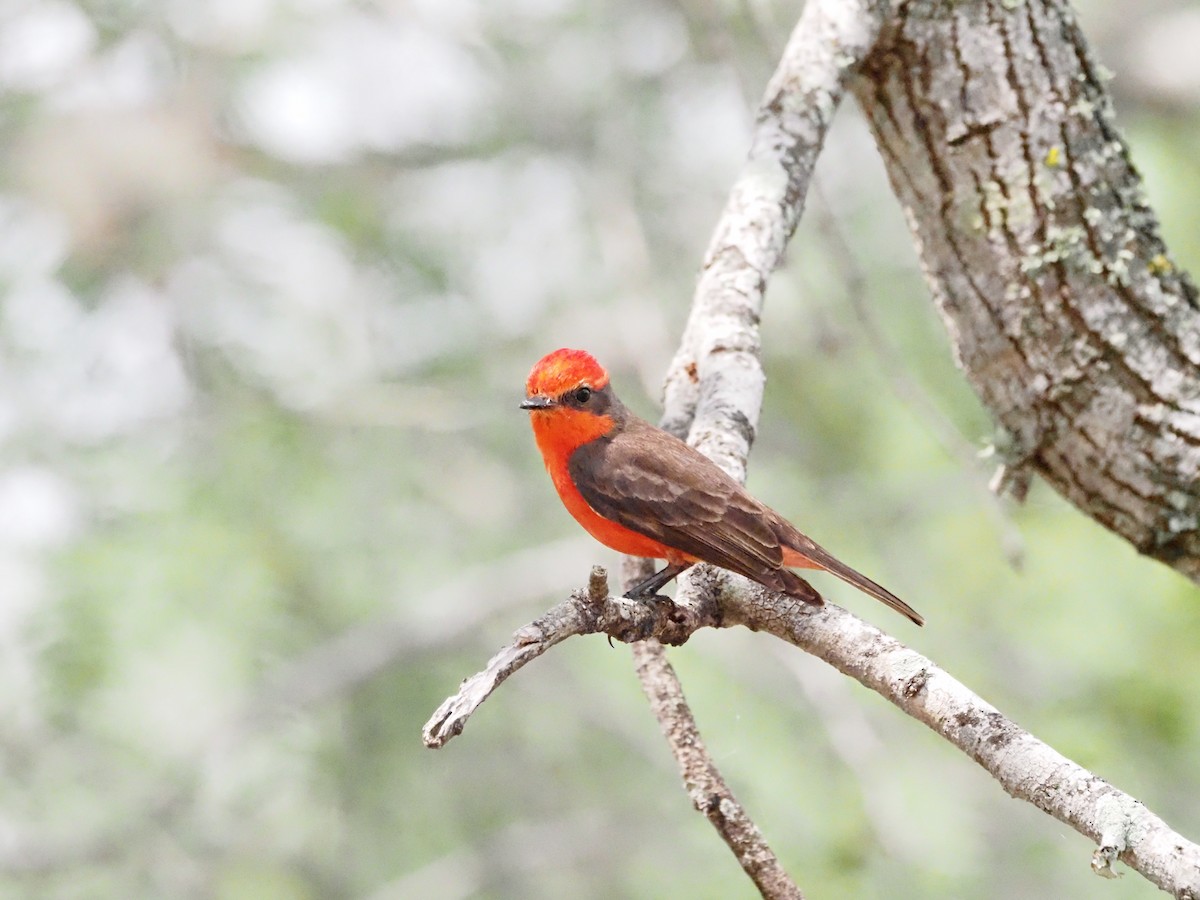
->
422, 564, 1200, 896
423, 566, 718, 748
631, 637, 804, 900
734, 580, 1200, 896
662, 0, 890, 460
632, 2, 893, 893
618, 557, 803, 900
854, 0, 1200, 580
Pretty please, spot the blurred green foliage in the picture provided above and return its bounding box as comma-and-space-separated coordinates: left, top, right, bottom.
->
0, 0, 1196, 898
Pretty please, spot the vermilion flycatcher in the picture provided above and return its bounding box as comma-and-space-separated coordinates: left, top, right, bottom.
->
521, 348, 923, 626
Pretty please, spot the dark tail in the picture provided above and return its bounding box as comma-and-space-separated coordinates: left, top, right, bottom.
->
780, 534, 924, 626
821, 557, 924, 626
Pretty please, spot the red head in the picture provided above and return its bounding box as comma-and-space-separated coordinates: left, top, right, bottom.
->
521, 348, 620, 459
524, 348, 610, 399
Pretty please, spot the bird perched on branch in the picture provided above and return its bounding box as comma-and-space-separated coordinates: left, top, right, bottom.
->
520, 348, 923, 626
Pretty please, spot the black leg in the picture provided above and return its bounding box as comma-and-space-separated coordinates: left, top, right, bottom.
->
624, 562, 693, 600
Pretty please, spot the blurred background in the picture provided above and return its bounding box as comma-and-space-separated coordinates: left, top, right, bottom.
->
0, 0, 1197, 897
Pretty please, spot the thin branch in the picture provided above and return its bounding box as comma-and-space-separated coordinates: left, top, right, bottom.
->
624, 3, 893, 893
423, 566, 716, 748
631, 638, 803, 900
661, 0, 890, 459
619, 557, 802, 899
729, 580, 1200, 897
419, 567, 798, 889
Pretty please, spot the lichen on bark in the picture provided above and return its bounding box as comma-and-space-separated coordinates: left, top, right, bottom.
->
854, 0, 1200, 580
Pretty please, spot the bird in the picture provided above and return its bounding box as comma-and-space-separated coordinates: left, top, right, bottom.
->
520, 348, 923, 626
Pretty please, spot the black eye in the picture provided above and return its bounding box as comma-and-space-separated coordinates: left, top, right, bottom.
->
573, 386, 592, 404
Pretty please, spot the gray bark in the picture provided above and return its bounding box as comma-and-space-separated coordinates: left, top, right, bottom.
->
854, 0, 1200, 579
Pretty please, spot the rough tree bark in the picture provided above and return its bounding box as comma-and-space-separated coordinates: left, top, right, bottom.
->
854, 0, 1200, 577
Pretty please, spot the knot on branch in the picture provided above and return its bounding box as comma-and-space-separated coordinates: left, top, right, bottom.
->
516, 565, 717, 648
1090, 792, 1135, 880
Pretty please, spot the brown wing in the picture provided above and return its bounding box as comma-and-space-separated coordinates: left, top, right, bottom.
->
570, 415, 923, 625
568, 417, 818, 601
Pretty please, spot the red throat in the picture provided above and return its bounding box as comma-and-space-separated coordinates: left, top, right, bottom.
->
532, 413, 681, 562
529, 407, 614, 461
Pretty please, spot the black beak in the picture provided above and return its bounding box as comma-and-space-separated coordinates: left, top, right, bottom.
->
520, 396, 554, 410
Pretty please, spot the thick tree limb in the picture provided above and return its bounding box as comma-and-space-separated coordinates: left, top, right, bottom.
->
854, 0, 1200, 579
